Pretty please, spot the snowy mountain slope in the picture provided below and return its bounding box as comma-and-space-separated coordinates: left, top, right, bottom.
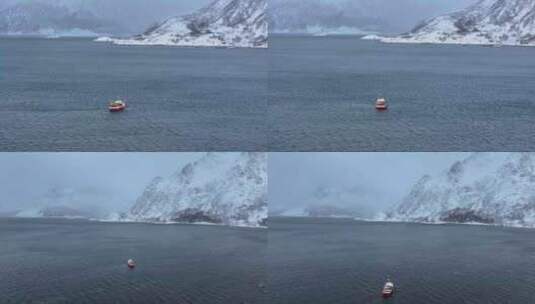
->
0, 2, 120, 37
384, 153, 535, 228
368, 0, 535, 46
99, 0, 267, 48
119, 153, 267, 228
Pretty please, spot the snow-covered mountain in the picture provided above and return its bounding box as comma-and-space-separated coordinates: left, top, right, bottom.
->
370, 0, 535, 46
115, 153, 267, 228
0, 2, 121, 37
384, 153, 535, 228
98, 0, 267, 48
269, 0, 383, 35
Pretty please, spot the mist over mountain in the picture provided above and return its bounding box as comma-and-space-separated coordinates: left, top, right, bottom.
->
269, 153, 467, 219
0, 2, 124, 36
0, 153, 198, 217
269, 0, 386, 35
269, 0, 474, 35
270, 185, 377, 218
0, 0, 212, 36
0, 0, 475, 37
14, 187, 115, 218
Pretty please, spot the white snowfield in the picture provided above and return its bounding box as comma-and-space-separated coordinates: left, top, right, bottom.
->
117, 153, 267, 228
94, 36, 113, 42
364, 0, 535, 46
96, 0, 267, 48
384, 153, 535, 228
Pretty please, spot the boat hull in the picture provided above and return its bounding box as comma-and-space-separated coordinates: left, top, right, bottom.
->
376, 106, 388, 111
109, 106, 126, 112
382, 291, 393, 298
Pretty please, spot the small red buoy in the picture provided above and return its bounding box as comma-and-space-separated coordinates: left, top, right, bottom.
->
127, 259, 136, 269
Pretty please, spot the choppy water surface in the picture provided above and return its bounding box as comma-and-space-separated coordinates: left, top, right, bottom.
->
268, 217, 535, 304
3, 36, 534, 151
268, 35, 535, 151
0, 37, 267, 151
0, 218, 267, 304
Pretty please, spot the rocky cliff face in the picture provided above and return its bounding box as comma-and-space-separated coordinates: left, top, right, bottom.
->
373, 0, 535, 46
124, 153, 267, 228
100, 0, 267, 48
384, 153, 535, 228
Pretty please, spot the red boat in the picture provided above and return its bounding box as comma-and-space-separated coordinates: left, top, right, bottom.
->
109, 100, 126, 112
375, 98, 388, 111
382, 280, 394, 298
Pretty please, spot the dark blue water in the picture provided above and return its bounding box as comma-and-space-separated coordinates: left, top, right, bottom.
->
268, 217, 535, 304
3, 36, 534, 151
0, 37, 267, 151
0, 218, 267, 303
268, 36, 535, 151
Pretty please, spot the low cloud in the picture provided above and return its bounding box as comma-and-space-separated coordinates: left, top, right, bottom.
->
269, 153, 469, 216
0, 153, 201, 215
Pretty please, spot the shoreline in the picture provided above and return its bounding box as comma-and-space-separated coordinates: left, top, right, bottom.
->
1, 216, 267, 230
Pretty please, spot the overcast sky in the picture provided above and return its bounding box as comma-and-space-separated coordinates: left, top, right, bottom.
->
0, 152, 483, 218
2, 0, 478, 33
271, 0, 477, 33
0, 153, 202, 215
0, 0, 212, 33
269, 153, 470, 217
349, 0, 475, 31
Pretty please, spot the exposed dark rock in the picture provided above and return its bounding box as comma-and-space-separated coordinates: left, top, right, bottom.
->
172, 209, 223, 224
439, 208, 495, 224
